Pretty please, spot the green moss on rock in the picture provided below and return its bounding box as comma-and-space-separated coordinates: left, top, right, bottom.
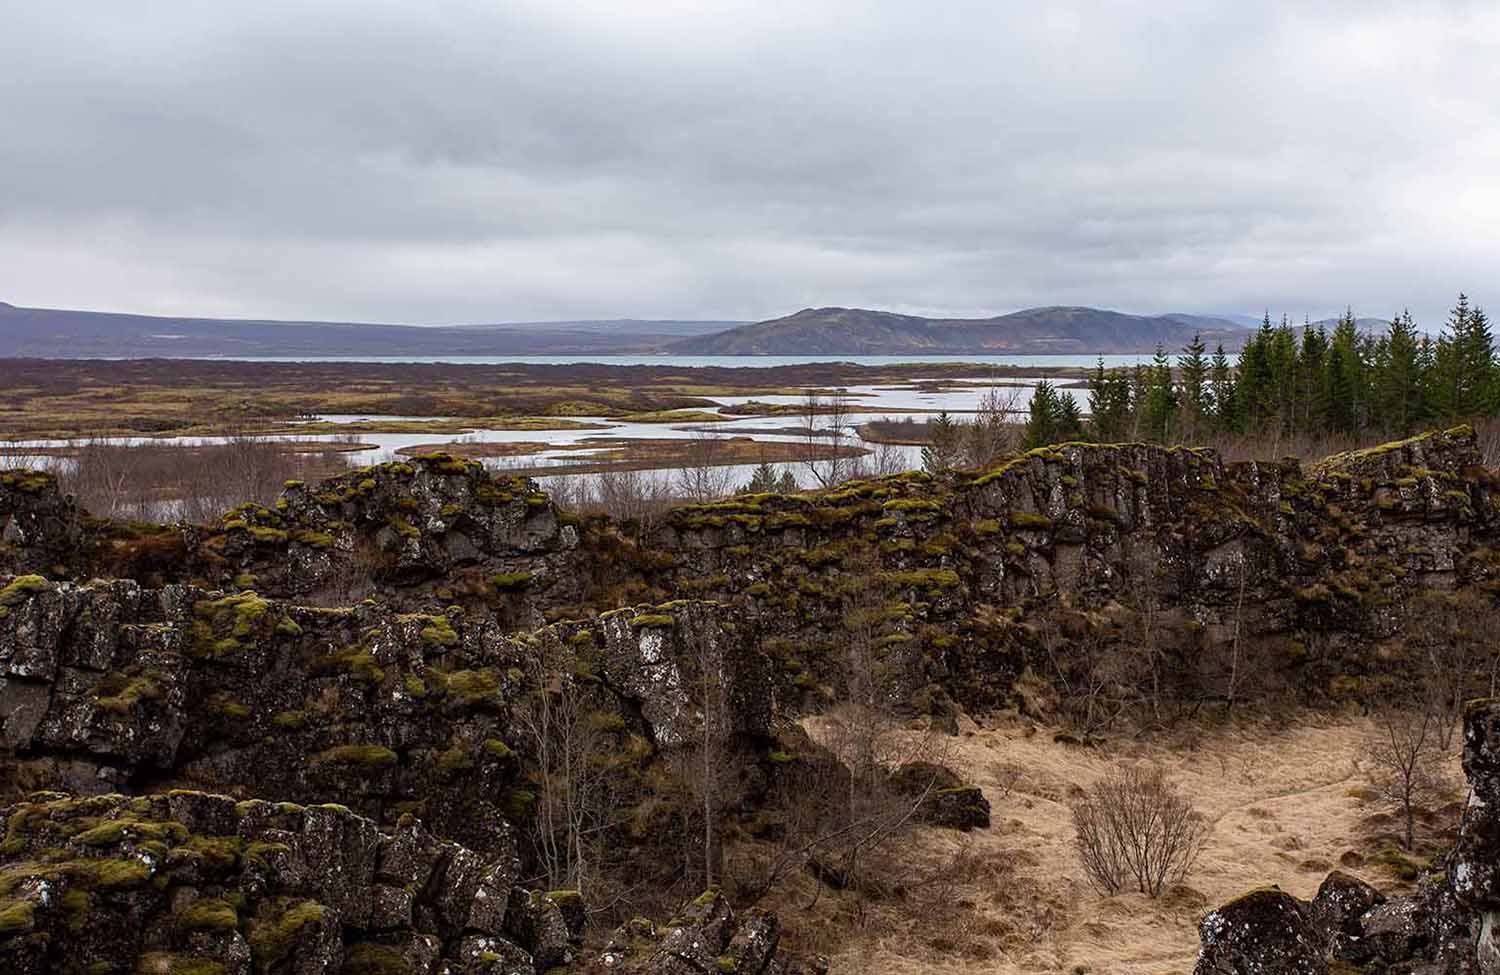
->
311, 745, 398, 769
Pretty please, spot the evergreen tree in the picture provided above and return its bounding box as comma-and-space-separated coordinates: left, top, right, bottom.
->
1297, 323, 1329, 431
1372, 310, 1424, 433
1267, 317, 1300, 432
1236, 315, 1276, 432
1087, 358, 1132, 441
922, 411, 964, 472
1178, 334, 1210, 437
1140, 344, 1179, 442
742, 461, 797, 494
1324, 309, 1366, 434
1209, 343, 1239, 432
1055, 390, 1087, 442
1427, 294, 1497, 419
1022, 382, 1060, 449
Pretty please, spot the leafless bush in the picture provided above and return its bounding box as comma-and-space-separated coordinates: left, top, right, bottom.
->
963, 386, 1025, 468
733, 582, 954, 913
538, 469, 677, 526
1411, 589, 1500, 751
843, 439, 909, 479
56, 434, 356, 522
1071, 764, 1208, 897
1367, 707, 1452, 851
515, 655, 628, 898
672, 433, 735, 502
799, 389, 857, 487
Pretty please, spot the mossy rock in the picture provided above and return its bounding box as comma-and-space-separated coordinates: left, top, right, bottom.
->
311, 745, 398, 769
248, 899, 327, 967
178, 897, 240, 932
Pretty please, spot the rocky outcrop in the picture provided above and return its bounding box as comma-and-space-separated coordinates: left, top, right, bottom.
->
0, 789, 581, 974
190, 455, 581, 610
0, 470, 82, 576
588, 887, 823, 975
1194, 699, 1500, 974
5, 428, 1495, 723
2, 428, 1495, 972
628, 426, 1498, 717
889, 761, 992, 831
0, 579, 777, 853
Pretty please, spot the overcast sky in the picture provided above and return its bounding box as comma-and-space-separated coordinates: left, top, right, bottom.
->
2, 1, 1497, 328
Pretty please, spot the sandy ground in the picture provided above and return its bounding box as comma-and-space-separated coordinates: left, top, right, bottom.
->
799, 710, 1465, 975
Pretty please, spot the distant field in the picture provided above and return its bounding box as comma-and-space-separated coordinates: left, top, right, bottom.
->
0, 358, 1091, 441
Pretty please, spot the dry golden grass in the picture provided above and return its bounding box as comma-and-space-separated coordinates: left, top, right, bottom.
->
789, 709, 1463, 975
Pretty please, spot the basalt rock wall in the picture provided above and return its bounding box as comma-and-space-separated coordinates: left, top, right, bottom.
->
0, 790, 582, 975
3, 427, 1496, 723
631, 426, 1498, 716
0, 580, 777, 852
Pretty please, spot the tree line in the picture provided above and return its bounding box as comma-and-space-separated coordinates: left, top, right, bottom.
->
1018, 293, 1494, 449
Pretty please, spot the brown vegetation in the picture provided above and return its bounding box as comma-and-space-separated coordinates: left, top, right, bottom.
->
0, 358, 1089, 440
1, 435, 357, 522
1071, 764, 1209, 897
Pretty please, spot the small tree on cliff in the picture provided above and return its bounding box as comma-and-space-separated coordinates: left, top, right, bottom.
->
1367, 707, 1451, 851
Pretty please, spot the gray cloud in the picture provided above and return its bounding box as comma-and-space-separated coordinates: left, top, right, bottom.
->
1, 0, 1497, 328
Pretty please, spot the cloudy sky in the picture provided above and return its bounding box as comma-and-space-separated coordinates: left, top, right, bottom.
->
2, 1, 1497, 327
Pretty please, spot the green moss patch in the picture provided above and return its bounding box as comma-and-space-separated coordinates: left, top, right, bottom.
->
311, 745, 398, 769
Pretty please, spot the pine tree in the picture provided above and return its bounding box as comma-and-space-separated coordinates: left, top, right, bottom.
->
1267, 317, 1300, 433
922, 411, 964, 472
1210, 343, 1239, 432
1236, 315, 1276, 432
1324, 310, 1365, 434
1140, 344, 1179, 443
1298, 323, 1329, 431
1055, 389, 1086, 442
1429, 295, 1495, 419
1022, 382, 1060, 449
1373, 310, 1424, 433
742, 461, 797, 495
1087, 358, 1132, 441
1178, 334, 1210, 437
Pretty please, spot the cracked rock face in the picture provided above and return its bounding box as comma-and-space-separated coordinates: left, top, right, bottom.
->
0, 790, 579, 974
0, 470, 82, 577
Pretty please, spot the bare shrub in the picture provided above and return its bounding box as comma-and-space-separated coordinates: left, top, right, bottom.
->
1411, 589, 1500, 751
672, 432, 734, 502
537, 468, 676, 527
962, 385, 1024, 468
733, 582, 954, 915
56, 433, 356, 522
1367, 707, 1451, 851
1071, 764, 1208, 897
515, 658, 625, 899
799, 388, 856, 487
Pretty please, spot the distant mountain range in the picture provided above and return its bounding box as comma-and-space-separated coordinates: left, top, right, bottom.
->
668, 306, 1253, 355
0, 302, 740, 358
0, 300, 1292, 358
